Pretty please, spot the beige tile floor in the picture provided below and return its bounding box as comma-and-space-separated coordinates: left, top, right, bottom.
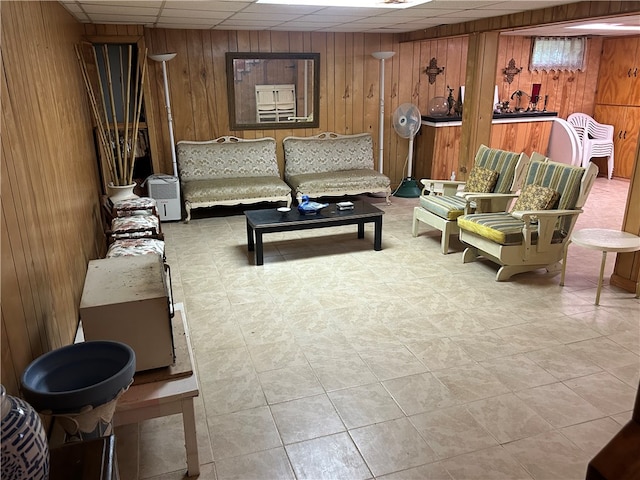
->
117, 175, 639, 480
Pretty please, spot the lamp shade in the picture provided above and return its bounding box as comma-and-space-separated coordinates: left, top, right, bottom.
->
149, 53, 177, 62
371, 51, 396, 60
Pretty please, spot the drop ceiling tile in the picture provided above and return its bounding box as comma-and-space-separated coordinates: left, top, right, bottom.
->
229, 12, 299, 21
81, 4, 160, 15
160, 10, 233, 20
86, 13, 158, 23
163, 1, 251, 12
156, 16, 225, 25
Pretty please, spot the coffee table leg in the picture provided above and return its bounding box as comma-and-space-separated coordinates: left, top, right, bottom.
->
596, 251, 607, 306
357, 222, 364, 239
374, 217, 382, 251
256, 231, 264, 266
246, 220, 255, 252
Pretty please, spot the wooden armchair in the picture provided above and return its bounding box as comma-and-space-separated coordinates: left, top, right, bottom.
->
457, 158, 598, 281
412, 145, 529, 254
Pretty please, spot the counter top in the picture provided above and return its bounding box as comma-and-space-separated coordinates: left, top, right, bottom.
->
422, 111, 558, 127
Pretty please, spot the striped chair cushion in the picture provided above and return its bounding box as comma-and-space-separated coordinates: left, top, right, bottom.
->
472, 144, 521, 194
419, 194, 468, 221
457, 212, 567, 246
523, 160, 584, 210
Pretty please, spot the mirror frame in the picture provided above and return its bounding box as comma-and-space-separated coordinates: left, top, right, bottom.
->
226, 52, 320, 130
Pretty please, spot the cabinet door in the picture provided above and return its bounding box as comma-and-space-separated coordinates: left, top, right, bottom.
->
594, 105, 639, 179
596, 37, 639, 106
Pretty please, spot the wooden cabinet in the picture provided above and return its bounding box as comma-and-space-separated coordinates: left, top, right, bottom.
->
595, 36, 640, 179
594, 105, 640, 179
596, 37, 640, 107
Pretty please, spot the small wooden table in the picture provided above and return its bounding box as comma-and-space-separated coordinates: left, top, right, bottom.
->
113, 307, 200, 476
561, 228, 640, 305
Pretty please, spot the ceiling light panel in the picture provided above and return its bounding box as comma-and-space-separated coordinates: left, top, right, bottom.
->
257, 0, 432, 8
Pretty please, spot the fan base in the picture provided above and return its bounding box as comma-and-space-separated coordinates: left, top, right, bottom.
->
394, 178, 421, 198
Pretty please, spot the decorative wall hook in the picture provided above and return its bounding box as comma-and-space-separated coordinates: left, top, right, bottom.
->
412, 82, 420, 99
367, 84, 374, 99
503, 58, 523, 84
425, 58, 444, 84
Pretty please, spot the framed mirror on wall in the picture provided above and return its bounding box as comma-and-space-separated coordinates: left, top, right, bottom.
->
226, 52, 320, 130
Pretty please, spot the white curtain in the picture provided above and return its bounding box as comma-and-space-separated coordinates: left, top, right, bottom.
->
530, 37, 586, 72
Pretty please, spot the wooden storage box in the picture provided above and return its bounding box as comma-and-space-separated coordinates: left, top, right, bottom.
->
79, 255, 174, 372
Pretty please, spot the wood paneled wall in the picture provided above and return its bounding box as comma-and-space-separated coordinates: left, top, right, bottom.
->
83, 27, 471, 187
91, 27, 599, 187
495, 35, 603, 119
1, 2, 104, 395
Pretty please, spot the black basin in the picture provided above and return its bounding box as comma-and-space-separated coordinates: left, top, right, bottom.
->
21, 341, 135, 414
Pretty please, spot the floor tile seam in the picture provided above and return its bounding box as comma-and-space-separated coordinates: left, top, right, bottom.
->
405, 405, 502, 462
492, 437, 570, 480
559, 375, 637, 415
437, 443, 534, 480
341, 418, 427, 479
267, 395, 350, 446
282, 430, 373, 480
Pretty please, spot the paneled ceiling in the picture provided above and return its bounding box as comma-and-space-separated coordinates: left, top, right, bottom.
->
59, 0, 639, 35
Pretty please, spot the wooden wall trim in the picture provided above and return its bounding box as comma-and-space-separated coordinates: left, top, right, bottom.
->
399, 1, 640, 42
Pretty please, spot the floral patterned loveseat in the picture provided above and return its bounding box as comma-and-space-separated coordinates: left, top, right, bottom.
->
176, 136, 292, 222
283, 132, 391, 204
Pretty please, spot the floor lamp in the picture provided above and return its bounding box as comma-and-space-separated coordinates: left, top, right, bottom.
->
371, 51, 395, 175
149, 52, 178, 178
148, 52, 182, 221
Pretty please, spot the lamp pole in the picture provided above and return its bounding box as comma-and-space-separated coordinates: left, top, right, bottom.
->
371, 51, 395, 175
149, 53, 178, 177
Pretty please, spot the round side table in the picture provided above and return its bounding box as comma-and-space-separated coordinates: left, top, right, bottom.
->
561, 228, 640, 305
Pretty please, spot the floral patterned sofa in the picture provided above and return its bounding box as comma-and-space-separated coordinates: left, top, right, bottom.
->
283, 132, 391, 204
176, 136, 292, 222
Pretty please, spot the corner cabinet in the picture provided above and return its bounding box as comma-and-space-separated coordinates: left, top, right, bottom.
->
594, 36, 640, 179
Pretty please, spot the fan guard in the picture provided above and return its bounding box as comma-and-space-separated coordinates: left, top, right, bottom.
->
392, 103, 422, 198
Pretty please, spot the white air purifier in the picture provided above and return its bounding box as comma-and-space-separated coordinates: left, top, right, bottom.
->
147, 174, 181, 221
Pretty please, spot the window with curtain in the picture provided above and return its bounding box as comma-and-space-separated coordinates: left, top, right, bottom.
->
530, 36, 586, 71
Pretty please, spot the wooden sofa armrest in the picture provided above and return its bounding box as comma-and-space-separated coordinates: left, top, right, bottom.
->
419, 178, 465, 196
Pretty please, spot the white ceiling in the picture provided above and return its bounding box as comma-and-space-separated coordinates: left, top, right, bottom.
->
59, 0, 639, 35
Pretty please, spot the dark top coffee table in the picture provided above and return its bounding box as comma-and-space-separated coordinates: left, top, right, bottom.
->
244, 201, 384, 265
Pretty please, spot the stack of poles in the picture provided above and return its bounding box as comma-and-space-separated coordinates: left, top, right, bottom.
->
75, 43, 147, 186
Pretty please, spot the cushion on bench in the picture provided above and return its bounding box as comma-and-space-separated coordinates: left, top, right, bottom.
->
177, 138, 281, 180
182, 176, 292, 203
283, 132, 391, 202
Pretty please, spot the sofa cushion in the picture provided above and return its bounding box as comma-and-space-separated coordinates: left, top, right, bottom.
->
419, 194, 468, 221
286, 169, 389, 196
457, 212, 566, 245
473, 144, 522, 194
177, 138, 280, 181
182, 176, 292, 204
283, 133, 375, 177
464, 166, 499, 193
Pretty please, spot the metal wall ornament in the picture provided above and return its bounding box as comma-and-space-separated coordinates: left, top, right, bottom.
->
503, 58, 523, 84
425, 58, 444, 84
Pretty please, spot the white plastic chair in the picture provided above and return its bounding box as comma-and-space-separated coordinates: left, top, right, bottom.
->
567, 113, 615, 179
